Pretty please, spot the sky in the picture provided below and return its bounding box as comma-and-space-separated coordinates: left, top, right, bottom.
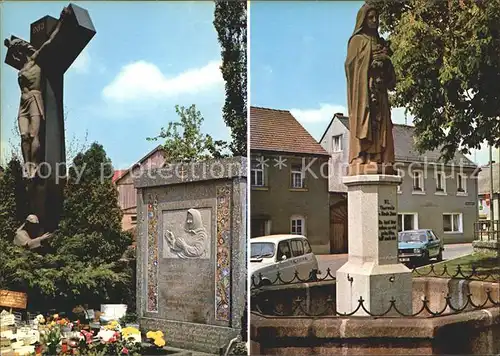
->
1, 1, 228, 169
249, 1, 498, 166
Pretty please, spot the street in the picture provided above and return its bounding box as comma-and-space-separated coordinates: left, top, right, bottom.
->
317, 243, 473, 277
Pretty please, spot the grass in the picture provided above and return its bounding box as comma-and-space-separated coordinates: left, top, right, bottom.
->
414, 253, 500, 281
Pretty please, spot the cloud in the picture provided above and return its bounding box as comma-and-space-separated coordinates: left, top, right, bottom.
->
290, 103, 347, 124
102, 60, 223, 103
290, 104, 417, 126
71, 49, 91, 74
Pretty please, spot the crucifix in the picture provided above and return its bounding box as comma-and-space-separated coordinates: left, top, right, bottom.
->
4, 3, 96, 234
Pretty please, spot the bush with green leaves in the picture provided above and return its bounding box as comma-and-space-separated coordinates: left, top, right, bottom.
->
0, 143, 134, 313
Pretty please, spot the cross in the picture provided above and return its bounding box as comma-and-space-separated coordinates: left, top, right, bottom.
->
4, 3, 96, 232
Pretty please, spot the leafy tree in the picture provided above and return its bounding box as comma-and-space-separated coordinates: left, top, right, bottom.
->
0, 143, 134, 312
0, 158, 28, 243
369, 0, 500, 161
214, 0, 247, 157
147, 104, 228, 163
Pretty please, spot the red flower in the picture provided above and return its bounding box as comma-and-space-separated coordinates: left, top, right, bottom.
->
81, 330, 94, 344
121, 347, 129, 354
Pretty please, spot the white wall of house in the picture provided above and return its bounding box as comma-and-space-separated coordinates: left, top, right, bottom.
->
396, 163, 478, 243
322, 117, 479, 244
320, 119, 349, 192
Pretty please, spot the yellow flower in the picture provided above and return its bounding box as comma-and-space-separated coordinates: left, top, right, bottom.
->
122, 327, 140, 337
154, 337, 165, 347
49, 321, 56, 327
104, 320, 120, 330
53, 314, 59, 320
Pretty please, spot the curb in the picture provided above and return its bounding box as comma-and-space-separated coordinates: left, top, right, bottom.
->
415, 252, 472, 270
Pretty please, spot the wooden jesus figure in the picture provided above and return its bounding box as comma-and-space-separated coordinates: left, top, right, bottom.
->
4, 7, 71, 179
345, 3, 396, 175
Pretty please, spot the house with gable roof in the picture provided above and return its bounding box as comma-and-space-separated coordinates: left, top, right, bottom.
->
320, 113, 479, 250
250, 106, 331, 254
113, 145, 165, 231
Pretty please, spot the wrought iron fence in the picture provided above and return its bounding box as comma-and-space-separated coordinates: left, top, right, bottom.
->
251, 263, 499, 290
251, 263, 500, 318
250, 268, 336, 289
474, 220, 500, 241
413, 263, 500, 282
252, 290, 500, 318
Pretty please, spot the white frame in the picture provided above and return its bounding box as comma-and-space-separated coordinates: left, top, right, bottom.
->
456, 173, 468, 196
397, 212, 419, 231
332, 134, 342, 153
412, 170, 425, 194
443, 213, 463, 233
290, 164, 305, 189
396, 169, 403, 194
435, 170, 447, 195
251, 157, 265, 187
290, 215, 305, 235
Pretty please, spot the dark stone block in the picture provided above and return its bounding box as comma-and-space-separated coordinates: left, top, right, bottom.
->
30, 15, 58, 49
34, 3, 96, 73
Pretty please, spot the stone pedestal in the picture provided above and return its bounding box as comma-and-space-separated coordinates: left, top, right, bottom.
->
336, 174, 412, 316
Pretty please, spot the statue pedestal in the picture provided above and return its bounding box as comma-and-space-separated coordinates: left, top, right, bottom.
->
336, 174, 412, 316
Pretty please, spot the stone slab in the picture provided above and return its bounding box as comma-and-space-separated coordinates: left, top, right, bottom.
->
140, 317, 238, 354
472, 240, 500, 257
134, 157, 247, 188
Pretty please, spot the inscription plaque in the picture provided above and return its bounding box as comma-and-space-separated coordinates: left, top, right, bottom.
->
378, 199, 397, 241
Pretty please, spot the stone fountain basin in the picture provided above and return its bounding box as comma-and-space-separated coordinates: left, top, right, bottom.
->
250, 277, 500, 355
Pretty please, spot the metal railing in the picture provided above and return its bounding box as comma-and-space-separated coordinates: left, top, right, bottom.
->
251, 263, 499, 290
251, 263, 500, 318
250, 268, 336, 289
474, 220, 500, 241
252, 291, 500, 318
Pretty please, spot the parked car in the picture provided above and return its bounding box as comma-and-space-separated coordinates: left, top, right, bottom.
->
250, 234, 319, 287
398, 229, 444, 265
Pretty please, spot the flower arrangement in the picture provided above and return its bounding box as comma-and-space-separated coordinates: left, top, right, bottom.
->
31, 312, 166, 356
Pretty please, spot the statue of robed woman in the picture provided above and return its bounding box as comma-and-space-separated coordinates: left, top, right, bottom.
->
345, 3, 396, 174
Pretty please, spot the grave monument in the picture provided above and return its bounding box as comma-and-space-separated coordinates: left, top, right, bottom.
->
336, 3, 412, 316
4, 3, 96, 236
134, 157, 247, 353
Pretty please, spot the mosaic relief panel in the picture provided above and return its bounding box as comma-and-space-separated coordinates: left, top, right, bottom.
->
215, 185, 231, 321
147, 194, 159, 312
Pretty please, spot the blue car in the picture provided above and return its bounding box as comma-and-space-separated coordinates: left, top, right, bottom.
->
398, 229, 444, 265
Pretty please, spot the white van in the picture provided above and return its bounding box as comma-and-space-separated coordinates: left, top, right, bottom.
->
250, 234, 319, 287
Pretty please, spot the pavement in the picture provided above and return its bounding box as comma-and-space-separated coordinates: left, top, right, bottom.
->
317, 243, 473, 276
